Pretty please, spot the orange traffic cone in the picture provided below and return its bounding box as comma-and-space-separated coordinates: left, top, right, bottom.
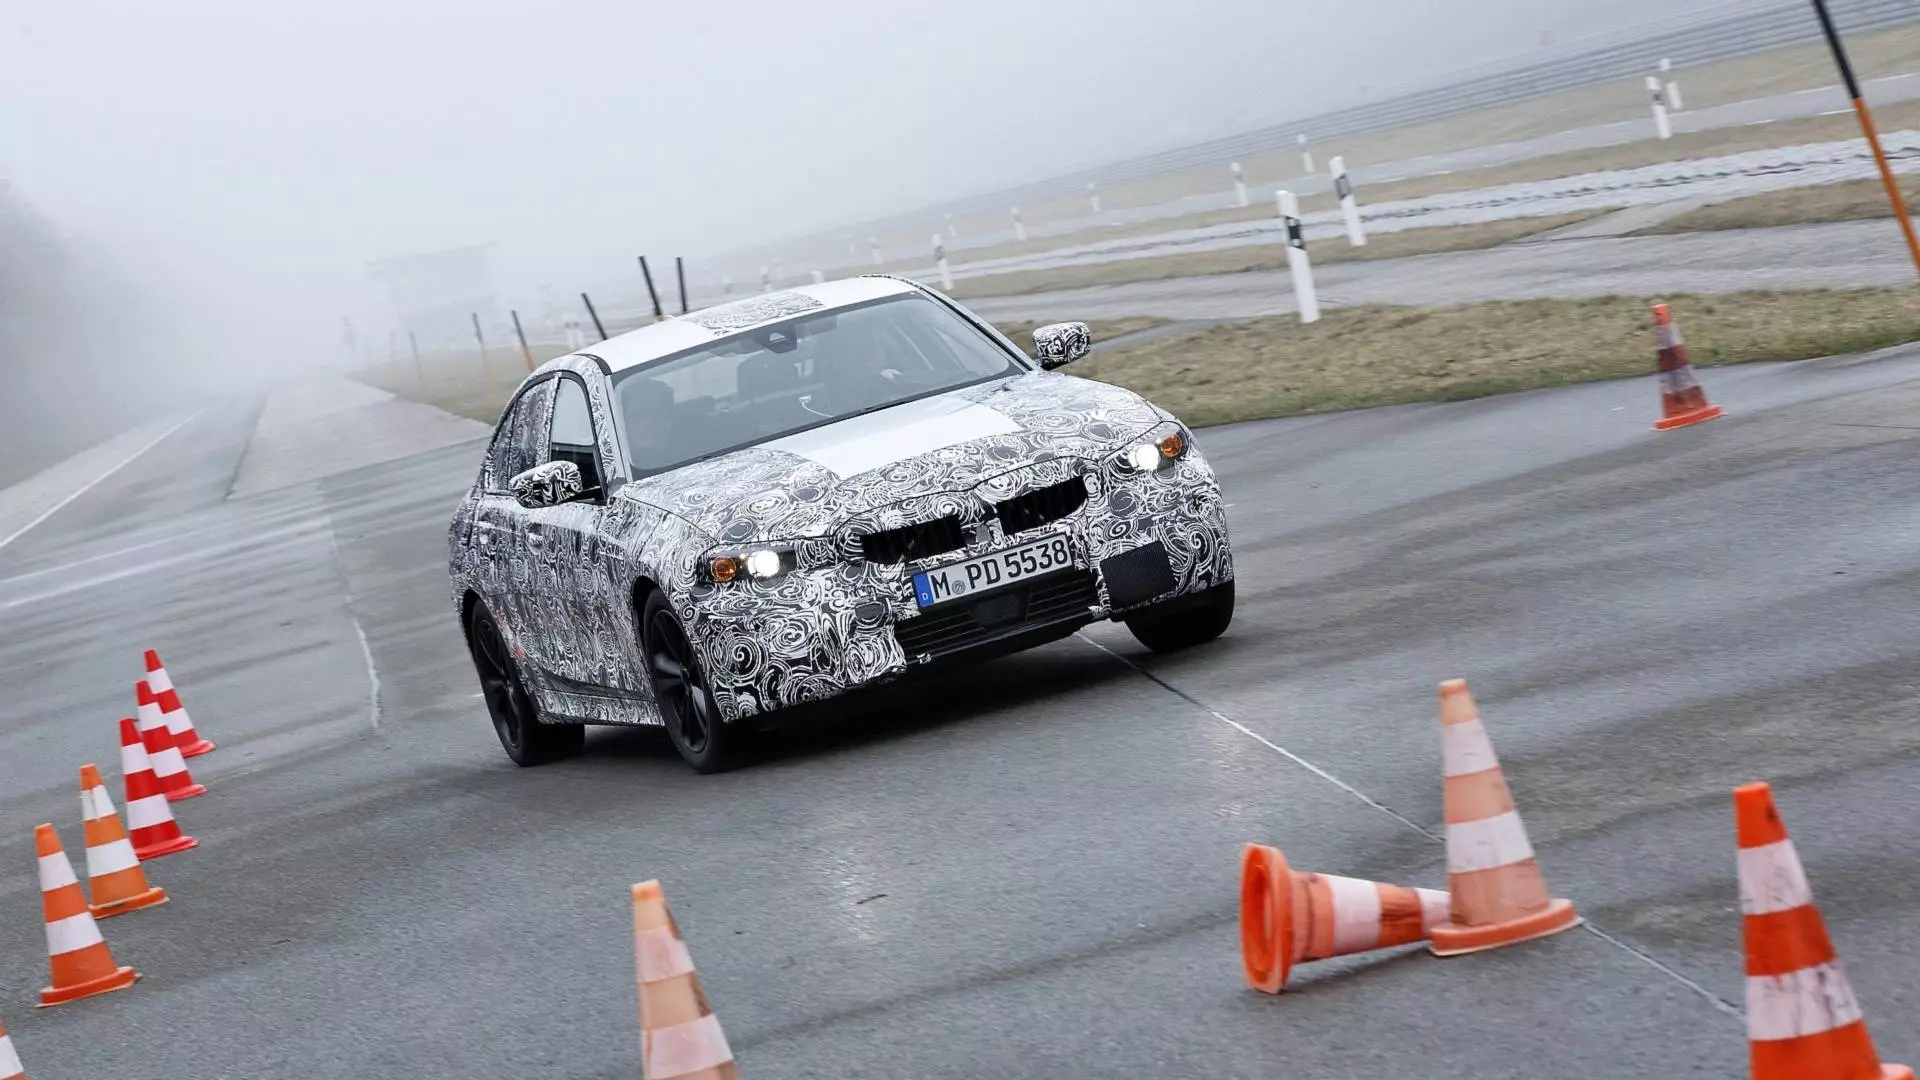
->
78, 764, 168, 917
1239, 842, 1449, 993
145, 649, 214, 757
1429, 679, 1580, 956
0, 1014, 24, 1080
34, 824, 139, 1006
120, 718, 197, 860
1651, 303, 1724, 431
1737, 782, 1911, 1080
632, 881, 739, 1080
136, 680, 205, 801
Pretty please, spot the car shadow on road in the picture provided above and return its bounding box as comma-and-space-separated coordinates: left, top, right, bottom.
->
582, 640, 1133, 770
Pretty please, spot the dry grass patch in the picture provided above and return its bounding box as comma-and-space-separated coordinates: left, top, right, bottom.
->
950, 213, 1601, 300
1078, 289, 1920, 428
1637, 176, 1920, 233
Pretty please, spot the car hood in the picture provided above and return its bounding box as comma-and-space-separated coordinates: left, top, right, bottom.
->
618, 370, 1165, 543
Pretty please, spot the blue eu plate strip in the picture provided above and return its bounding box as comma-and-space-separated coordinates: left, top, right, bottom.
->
912, 572, 936, 608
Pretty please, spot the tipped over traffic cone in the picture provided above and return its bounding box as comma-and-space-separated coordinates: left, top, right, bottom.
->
145, 649, 214, 757
79, 764, 167, 918
632, 881, 738, 1080
1239, 843, 1449, 993
1651, 303, 1724, 431
137, 680, 205, 801
1429, 679, 1580, 956
0, 1015, 24, 1080
1736, 782, 1911, 1080
34, 824, 139, 1006
120, 718, 197, 860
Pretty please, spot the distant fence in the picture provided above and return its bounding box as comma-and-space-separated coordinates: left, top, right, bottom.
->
737, 0, 1920, 260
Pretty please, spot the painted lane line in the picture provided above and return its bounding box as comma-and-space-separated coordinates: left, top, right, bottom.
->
0, 411, 201, 553
1074, 632, 1745, 1021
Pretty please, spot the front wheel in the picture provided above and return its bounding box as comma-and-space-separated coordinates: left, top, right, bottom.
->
467, 603, 585, 766
639, 590, 745, 774
1123, 579, 1235, 653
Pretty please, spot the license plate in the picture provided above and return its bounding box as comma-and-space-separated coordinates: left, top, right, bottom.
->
912, 534, 1073, 608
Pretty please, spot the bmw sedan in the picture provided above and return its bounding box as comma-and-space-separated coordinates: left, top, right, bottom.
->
449, 276, 1234, 772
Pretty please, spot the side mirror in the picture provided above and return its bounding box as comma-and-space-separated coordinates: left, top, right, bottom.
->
509, 460, 586, 509
1032, 322, 1092, 369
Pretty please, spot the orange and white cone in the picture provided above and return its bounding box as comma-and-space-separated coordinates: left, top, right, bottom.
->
120, 717, 197, 860
632, 881, 739, 1080
1651, 303, 1724, 431
1239, 843, 1449, 993
34, 824, 139, 1006
145, 649, 214, 757
0, 1015, 24, 1080
1737, 782, 1911, 1080
78, 764, 167, 918
1429, 679, 1580, 956
136, 680, 205, 801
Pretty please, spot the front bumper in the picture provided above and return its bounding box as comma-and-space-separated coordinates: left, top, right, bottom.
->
685, 450, 1233, 722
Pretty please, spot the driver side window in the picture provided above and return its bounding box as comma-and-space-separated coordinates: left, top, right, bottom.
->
486, 380, 556, 492
548, 377, 604, 493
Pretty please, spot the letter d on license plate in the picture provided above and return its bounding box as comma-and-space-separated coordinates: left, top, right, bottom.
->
913, 534, 1073, 608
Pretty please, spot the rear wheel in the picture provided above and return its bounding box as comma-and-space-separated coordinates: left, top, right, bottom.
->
1123, 579, 1235, 653
467, 603, 585, 766
640, 590, 745, 774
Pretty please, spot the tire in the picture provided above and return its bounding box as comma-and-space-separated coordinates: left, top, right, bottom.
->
638, 589, 745, 774
1123, 579, 1235, 653
467, 603, 586, 766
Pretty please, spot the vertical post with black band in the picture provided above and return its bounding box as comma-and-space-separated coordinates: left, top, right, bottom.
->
1276, 190, 1320, 325
1813, 0, 1920, 281
1331, 156, 1366, 248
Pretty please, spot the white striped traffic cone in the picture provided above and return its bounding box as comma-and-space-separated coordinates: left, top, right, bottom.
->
633, 880, 738, 1080
120, 718, 197, 860
78, 764, 168, 917
1429, 679, 1580, 956
136, 680, 205, 800
0, 1014, 24, 1080
34, 824, 139, 1006
145, 649, 214, 757
1737, 782, 1910, 1080
1240, 843, 1449, 993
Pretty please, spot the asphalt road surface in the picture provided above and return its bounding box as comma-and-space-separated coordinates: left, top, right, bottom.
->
4, 349, 1920, 1076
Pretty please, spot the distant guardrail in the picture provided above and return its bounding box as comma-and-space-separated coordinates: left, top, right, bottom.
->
738, 0, 1920, 261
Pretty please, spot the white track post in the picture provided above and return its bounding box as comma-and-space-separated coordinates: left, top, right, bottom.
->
1277, 190, 1320, 324
810, 270, 825, 284
759, 266, 771, 293
1331, 156, 1366, 247
1087, 181, 1102, 214
1298, 134, 1314, 176
945, 213, 957, 239
869, 237, 883, 266
932, 235, 953, 290
1646, 76, 1672, 139
719, 273, 731, 297
1011, 206, 1027, 242
1231, 161, 1249, 207
1661, 57, 1683, 111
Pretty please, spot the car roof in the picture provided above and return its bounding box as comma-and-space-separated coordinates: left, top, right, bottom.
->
586, 276, 925, 373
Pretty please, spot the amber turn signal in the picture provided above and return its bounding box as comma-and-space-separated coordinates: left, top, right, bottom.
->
708, 556, 741, 583
1157, 432, 1186, 459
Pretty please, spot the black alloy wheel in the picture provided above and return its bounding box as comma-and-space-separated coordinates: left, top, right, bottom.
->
640, 590, 741, 773
467, 603, 585, 766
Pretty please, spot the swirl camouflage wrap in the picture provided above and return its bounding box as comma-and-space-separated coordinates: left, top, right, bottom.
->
448, 277, 1233, 748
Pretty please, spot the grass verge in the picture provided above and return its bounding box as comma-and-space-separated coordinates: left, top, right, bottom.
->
357, 319, 1167, 424
1075, 288, 1920, 428
947, 213, 1601, 299
1635, 176, 1920, 234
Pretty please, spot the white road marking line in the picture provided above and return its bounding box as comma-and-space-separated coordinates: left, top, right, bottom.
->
0, 411, 200, 553
1074, 632, 1745, 1021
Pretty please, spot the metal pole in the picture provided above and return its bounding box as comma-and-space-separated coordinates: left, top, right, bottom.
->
407, 330, 425, 394
471, 312, 491, 384
638, 256, 664, 322
581, 292, 607, 341
1812, 0, 1920, 282
675, 256, 689, 314
511, 309, 534, 373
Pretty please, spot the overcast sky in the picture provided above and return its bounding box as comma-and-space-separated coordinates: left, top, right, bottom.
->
4, 0, 1703, 371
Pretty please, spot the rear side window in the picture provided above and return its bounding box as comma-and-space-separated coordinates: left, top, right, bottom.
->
487, 380, 555, 490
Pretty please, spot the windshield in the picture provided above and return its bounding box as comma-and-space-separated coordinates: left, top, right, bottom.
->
611, 293, 1023, 476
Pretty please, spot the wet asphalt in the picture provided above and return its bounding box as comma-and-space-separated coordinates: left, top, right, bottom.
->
4, 344, 1920, 1077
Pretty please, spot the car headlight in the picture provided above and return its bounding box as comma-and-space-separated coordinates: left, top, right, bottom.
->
1114, 423, 1189, 473
703, 544, 797, 583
